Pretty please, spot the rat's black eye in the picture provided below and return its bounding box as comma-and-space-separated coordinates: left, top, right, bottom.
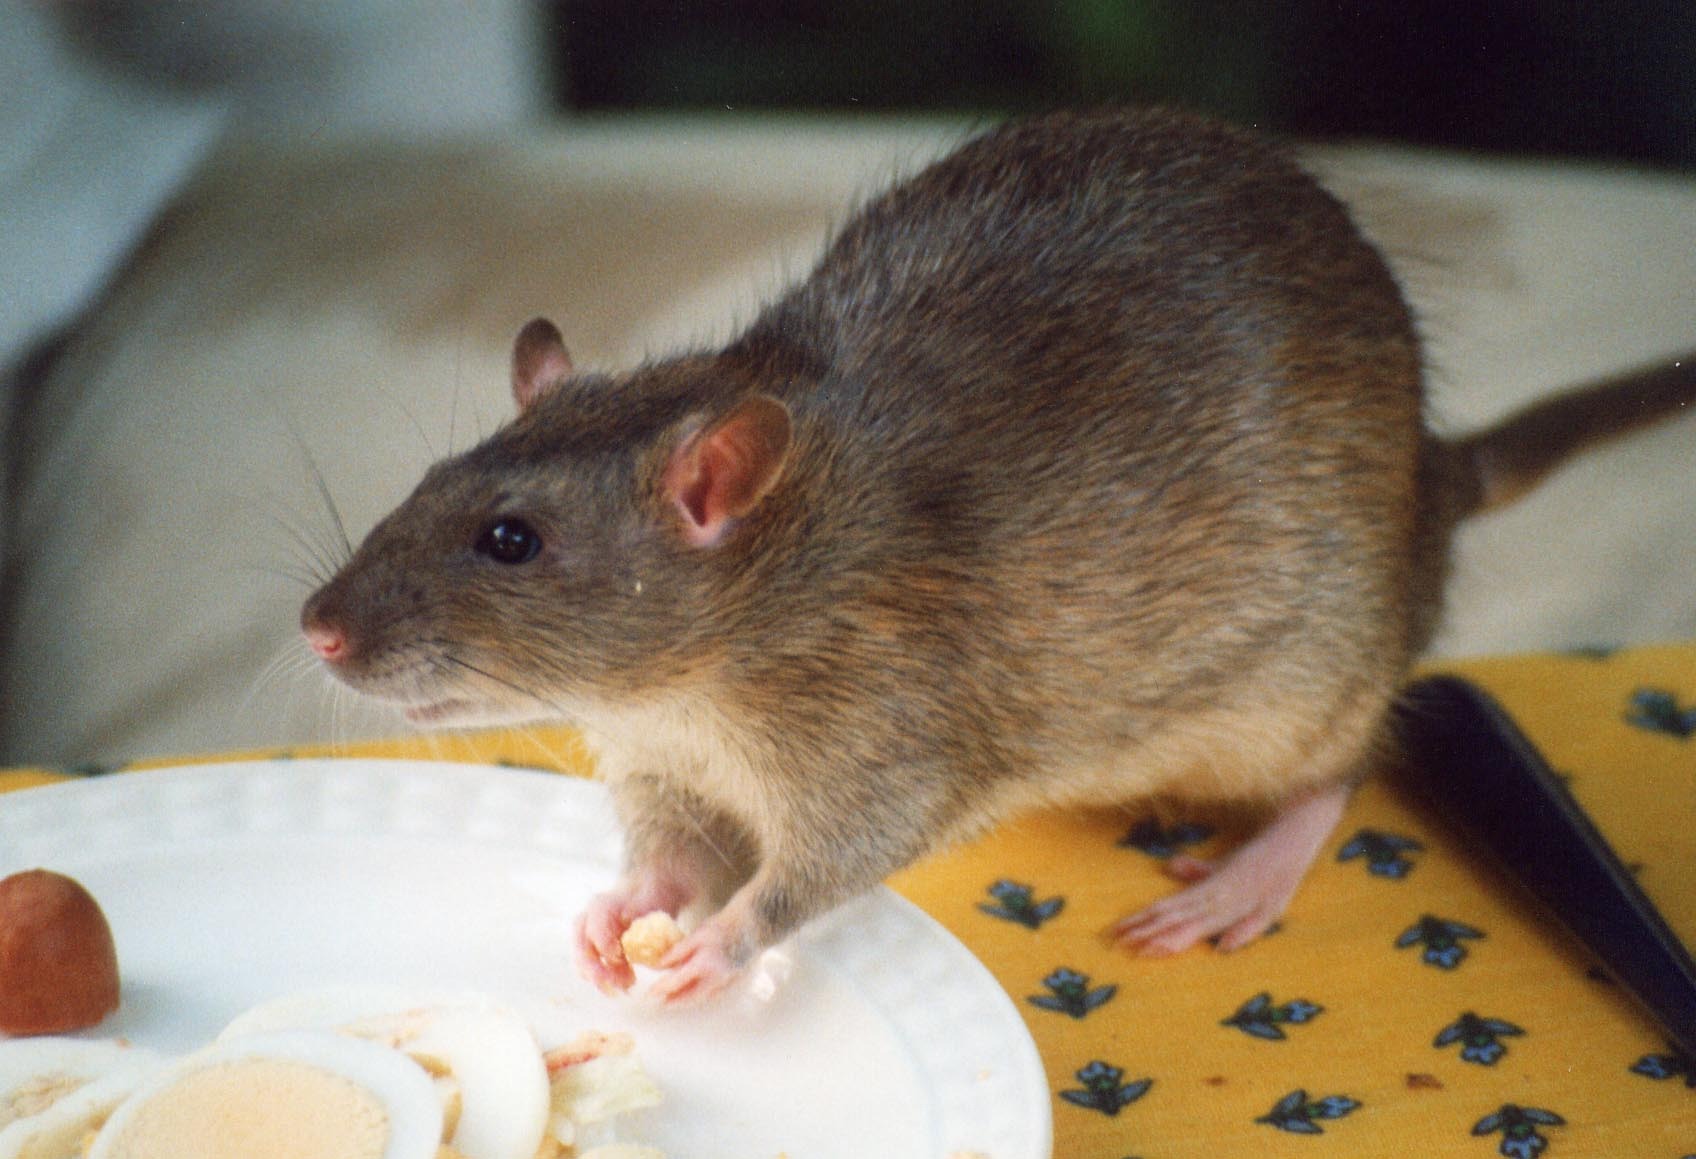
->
475, 518, 542, 564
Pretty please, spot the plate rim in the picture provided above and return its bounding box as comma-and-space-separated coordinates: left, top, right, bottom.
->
0, 756, 1052, 1157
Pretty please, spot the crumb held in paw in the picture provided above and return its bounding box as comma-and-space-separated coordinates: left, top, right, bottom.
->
620, 911, 684, 968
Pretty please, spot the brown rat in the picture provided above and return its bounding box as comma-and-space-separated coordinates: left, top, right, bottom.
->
301, 108, 1696, 1003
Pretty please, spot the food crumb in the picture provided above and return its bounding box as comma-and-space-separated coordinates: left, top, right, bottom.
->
1406, 1072, 1444, 1091
544, 1029, 636, 1072
620, 912, 684, 968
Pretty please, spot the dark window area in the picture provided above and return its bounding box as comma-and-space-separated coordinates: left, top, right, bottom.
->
548, 1, 1696, 169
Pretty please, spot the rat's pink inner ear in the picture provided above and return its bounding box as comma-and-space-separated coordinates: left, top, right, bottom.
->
511, 317, 575, 411
663, 395, 792, 548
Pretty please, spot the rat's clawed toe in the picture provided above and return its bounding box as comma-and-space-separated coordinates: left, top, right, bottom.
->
1109, 859, 1278, 957
1159, 853, 1217, 885
576, 887, 755, 1005
647, 920, 750, 1006
1110, 882, 1283, 956
1114, 781, 1352, 956
575, 894, 637, 993
575, 867, 705, 995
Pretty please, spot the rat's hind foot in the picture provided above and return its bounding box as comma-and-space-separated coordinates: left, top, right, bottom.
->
1110, 779, 1351, 956
1109, 852, 1289, 955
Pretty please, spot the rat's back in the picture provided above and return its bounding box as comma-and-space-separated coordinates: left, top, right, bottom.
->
722, 108, 1435, 808
755, 109, 1419, 458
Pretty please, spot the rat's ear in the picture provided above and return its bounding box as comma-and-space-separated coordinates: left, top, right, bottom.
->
511, 317, 575, 411
661, 395, 793, 548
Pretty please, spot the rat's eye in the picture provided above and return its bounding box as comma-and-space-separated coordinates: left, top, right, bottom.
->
475, 518, 542, 564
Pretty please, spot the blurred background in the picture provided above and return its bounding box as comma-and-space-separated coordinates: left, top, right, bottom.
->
6, 0, 1696, 766
42, 0, 1696, 168
551, 0, 1696, 169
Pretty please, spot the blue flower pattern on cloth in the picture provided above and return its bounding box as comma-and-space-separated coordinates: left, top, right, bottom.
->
1117, 818, 1213, 859
1624, 688, 1696, 738
979, 879, 1065, 928
1255, 1089, 1361, 1134
1028, 968, 1117, 1019
1473, 1105, 1565, 1158
1435, 1012, 1525, 1065
1396, 915, 1485, 968
1058, 1060, 1152, 1116
1223, 992, 1323, 1040
1630, 1047, 1695, 1087
1337, 828, 1424, 878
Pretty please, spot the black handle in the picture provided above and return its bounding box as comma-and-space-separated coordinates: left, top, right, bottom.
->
1396, 675, 1696, 1060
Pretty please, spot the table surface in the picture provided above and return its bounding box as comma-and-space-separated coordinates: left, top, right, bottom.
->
4, 641, 1694, 1156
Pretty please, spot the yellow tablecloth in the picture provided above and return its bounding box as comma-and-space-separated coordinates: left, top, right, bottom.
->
4, 642, 1694, 1155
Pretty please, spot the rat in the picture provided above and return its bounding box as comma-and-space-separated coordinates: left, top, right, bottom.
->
300, 108, 1696, 1003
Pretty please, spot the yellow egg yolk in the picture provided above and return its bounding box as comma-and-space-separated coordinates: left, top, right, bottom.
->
101, 1057, 390, 1159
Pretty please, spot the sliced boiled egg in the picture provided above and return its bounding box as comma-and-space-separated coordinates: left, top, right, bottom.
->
0, 1037, 163, 1159
218, 986, 551, 1159
85, 1029, 443, 1159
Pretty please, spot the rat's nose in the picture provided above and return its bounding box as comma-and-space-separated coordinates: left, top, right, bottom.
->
303, 621, 348, 663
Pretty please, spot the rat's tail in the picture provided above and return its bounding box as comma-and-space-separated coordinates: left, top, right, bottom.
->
1442, 351, 1696, 518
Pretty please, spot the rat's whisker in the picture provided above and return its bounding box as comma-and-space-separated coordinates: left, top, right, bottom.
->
304, 465, 353, 570
274, 508, 342, 587
244, 553, 333, 595
231, 637, 316, 746
272, 412, 355, 568
447, 332, 465, 455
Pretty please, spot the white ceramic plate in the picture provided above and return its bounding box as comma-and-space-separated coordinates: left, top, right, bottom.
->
0, 759, 1050, 1158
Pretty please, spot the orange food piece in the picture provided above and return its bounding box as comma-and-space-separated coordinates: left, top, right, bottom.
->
618, 912, 683, 968
0, 868, 121, 1035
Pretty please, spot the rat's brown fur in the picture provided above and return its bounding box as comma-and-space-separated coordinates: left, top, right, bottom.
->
303, 108, 1695, 981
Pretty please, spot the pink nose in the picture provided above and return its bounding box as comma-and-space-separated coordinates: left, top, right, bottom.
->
304, 622, 347, 663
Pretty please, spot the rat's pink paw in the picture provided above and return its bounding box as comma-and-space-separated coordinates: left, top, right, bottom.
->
648, 918, 752, 1006
575, 869, 700, 995
1109, 855, 1285, 956
1160, 853, 1216, 885
1113, 780, 1351, 957
575, 892, 638, 994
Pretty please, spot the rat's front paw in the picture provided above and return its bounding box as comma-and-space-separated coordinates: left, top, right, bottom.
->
575, 891, 640, 994
575, 869, 700, 995
648, 915, 757, 1006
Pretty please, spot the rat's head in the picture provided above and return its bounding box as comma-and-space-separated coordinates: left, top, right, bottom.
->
300, 318, 793, 728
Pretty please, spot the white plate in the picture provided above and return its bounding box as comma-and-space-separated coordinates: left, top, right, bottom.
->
0, 759, 1050, 1158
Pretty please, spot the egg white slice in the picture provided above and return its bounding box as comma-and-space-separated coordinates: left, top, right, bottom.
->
0, 1037, 164, 1159
219, 986, 550, 1159
85, 1029, 443, 1159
